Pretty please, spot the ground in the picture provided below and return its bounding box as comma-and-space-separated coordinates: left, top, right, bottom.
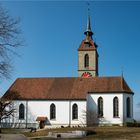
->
25, 126, 140, 140
0, 129, 28, 140
0, 134, 28, 140
1, 126, 140, 140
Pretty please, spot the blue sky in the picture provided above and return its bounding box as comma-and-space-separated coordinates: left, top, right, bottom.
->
0, 1, 140, 120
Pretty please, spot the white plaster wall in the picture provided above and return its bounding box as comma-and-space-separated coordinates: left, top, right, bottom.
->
28, 101, 70, 126
87, 93, 124, 125
2, 100, 27, 128
3, 93, 133, 128
71, 101, 87, 127
28, 100, 86, 127
8, 100, 86, 128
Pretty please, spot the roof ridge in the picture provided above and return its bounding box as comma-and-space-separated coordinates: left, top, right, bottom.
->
17, 76, 123, 79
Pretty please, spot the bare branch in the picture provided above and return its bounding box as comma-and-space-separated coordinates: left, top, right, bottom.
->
0, 62, 11, 79
0, 98, 16, 133
0, 5, 22, 80
0, 99, 16, 120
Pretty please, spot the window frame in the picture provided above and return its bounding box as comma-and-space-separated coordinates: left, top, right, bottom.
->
113, 97, 119, 118
50, 103, 56, 120
19, 103, 25, 120
98, 97, 103, 118
72, 103, 78, 120
84, 54, 89, 68
126, 97, 131, 118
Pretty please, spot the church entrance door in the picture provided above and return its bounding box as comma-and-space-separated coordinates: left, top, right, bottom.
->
39, 121, 45, 129
36, 116, 47, 129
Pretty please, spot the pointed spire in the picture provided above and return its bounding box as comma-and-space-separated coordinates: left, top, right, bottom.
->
85, 16, 92, 33
84, 15, 93, 36
84, 2, 93, 43
84, 15, 93, 42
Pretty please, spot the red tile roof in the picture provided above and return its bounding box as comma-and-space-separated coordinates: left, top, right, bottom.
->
78, 38, 97, 51
2, 77, 133, 100
36, 116, 47, 121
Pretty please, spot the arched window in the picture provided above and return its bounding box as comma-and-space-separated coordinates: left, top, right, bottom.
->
50, 104, 56, 120
84, 54, 89, 68
19, 103, 25, 119
98, 97, 103, 117
113, 97, 119, 117
126, 97, 131, 118
72, 104, 78, 120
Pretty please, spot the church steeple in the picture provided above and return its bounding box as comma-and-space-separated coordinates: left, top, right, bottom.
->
78, 14, 99, 77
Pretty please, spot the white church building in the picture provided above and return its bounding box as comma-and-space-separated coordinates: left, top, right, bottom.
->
2, 16, 134, 128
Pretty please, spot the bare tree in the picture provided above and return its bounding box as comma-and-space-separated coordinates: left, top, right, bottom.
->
0, 4, 22, 79
0, 98, 16, 133
0, 4, 22, 132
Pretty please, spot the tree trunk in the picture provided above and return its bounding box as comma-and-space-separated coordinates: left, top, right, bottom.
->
0, 120, 2, 133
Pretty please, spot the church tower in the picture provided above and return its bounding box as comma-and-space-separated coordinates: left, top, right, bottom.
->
78, 16, 98, 77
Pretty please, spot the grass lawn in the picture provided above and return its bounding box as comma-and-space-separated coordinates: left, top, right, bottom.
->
22, 126, 140, 140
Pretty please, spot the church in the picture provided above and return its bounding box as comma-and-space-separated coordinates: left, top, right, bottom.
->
2, 15, 134, 128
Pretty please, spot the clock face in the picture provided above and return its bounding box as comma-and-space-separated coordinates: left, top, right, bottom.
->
82, 72, 92, 78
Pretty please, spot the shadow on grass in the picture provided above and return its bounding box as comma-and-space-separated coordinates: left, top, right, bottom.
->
86, 130, 96, 136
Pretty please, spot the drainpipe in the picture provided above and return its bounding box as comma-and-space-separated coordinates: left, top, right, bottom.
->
69, 100, 71, 127
122, 94, 125, 126
26, 100, 28, 128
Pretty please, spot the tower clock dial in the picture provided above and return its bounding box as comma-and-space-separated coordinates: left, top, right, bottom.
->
82, 72, 92, 78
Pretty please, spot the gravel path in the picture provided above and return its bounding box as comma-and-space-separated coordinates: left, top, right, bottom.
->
0, 134, 28, 140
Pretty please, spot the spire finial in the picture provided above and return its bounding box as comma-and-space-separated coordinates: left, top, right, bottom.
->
84, 2, 93, 42
86, 2, 92, 33
87, 2, 90, 17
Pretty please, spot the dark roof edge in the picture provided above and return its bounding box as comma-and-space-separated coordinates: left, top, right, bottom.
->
122, 77, 134, 93
13, 76, 125, 79
9, 98, 87, 101
87, 91, 134, 95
